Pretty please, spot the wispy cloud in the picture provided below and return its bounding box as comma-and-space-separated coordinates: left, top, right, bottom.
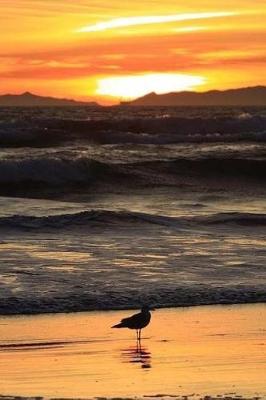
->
77, 11, 238, 33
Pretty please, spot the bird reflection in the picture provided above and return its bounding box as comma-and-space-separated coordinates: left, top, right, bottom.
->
121, 341, 151, 369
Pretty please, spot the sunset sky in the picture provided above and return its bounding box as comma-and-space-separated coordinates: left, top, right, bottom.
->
1, 0, 266, 104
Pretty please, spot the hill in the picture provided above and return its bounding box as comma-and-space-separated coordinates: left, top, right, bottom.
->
121, 86, 266, 106
0, 92, 99, 107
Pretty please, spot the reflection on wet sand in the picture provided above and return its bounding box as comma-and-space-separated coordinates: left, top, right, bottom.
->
0, 305, 265, 398
121, 341, 151, 369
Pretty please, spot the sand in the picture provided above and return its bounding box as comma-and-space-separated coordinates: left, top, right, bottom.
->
0, 304, 265, 399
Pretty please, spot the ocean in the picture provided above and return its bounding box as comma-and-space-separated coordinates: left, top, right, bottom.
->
0, 105, 265, 314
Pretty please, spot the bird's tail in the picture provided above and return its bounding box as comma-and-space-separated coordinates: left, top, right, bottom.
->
112, 323, 124, 328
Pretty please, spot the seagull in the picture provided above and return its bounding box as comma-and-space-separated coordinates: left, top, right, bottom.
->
112, 306, 153, 341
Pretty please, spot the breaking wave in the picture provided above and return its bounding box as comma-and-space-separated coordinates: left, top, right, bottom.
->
0, 157, 265, 190
0, 157, 106, 185
0, 210, 265, 231
1, 285, 265, 315
0, 114, 266, 146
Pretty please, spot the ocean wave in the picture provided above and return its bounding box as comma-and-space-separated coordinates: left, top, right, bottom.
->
0, 210, 265, 231
42, 114, 266, 136
0, 210, 178, 230
0, 156, 265, 191
203, 212, 266, 226
0, 157, 109, 185
0, 285, 265, 315
0, 114, 266, 147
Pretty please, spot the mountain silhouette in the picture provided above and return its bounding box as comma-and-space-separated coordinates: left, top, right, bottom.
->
121, 86, 266, 106
0, 92, 99, 107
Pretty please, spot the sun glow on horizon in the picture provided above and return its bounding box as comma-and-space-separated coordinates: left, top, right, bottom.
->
0, 1, 266, 102
96, 73, 206, 99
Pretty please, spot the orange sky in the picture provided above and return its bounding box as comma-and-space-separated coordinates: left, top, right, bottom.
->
1, 0, 266, 104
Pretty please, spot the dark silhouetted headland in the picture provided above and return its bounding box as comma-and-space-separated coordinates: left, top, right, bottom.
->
0, 92, 99, 107
121, 86, 266, 106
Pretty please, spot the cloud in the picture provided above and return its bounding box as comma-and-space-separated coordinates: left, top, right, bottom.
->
77, 11, 238, 33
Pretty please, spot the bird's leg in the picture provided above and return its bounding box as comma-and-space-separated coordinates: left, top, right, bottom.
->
136, 333, 140, 351
139, 333, 142, 351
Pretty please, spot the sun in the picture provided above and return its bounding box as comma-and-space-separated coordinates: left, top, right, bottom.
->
96, 73, 206, 99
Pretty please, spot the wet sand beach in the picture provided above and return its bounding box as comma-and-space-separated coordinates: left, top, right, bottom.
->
0, 304, 265, 399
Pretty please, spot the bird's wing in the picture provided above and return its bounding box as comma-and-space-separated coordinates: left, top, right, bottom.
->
120, 311, 142, 324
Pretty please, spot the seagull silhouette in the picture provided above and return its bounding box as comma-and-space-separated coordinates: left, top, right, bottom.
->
112, 306, 153, 341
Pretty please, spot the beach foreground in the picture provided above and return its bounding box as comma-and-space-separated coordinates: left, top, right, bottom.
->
0, 304, 265, 399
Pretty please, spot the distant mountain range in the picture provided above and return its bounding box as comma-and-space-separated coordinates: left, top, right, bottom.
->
1, 86, 266, 107
121, 86, 266, 106
0, 92, 99, 107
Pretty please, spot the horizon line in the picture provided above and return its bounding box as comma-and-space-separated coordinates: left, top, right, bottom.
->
0, 84, 265, 106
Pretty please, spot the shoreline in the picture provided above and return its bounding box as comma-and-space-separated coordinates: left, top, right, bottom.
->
0, 396, 263, 400
0, 299, 265, 318
0, 397, 264, 400
0, 304, 265, 399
